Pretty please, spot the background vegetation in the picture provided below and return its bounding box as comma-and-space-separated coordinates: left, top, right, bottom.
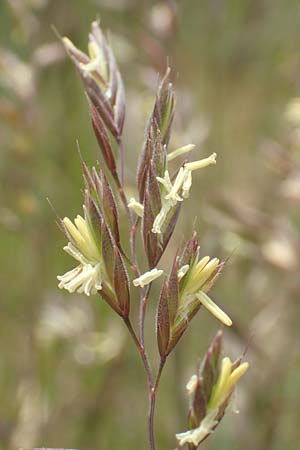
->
1, 1, 300, 449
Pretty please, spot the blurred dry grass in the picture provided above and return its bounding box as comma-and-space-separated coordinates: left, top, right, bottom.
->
1, 1, 300, 449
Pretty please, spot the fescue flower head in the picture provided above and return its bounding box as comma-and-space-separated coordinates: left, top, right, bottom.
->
156, 233, 231, 360
152, 153, 217, 235
58, 21, 249, 450
176, 332, 249, 448
208, 357, 249, 410
62, 19, 125, 158
58, 158, 131, 318
57, 211, 104, 296
178, 245, 232, 327
62, 20, 111, 97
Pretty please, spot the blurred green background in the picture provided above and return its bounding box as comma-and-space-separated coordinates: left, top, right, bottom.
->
1, 1, 300, 449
